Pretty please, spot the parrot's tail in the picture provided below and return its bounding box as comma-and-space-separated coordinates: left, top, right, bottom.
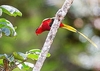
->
62, 24, 98, 48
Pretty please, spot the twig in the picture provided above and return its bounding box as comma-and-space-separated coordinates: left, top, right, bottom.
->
33, 0, 74, 71
3, 59, 10, 71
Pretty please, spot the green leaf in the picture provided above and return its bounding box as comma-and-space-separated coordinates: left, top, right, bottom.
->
0, 59, 3, 65
2, 54, 14, 62
13, 52, 27, 61
0, 54, 5, 59
1, 28, 10, 36
26, 49, 41, 60
0, 18, 17, 36
0, 5, 22, 17
22, 64, 30, 70
21, 63, 30, 70
26, 49, 51, 60
46, 53, 51, 57
17, 62, 34, 70
27, 54, 38, 60
7, 55, 14, 62
29, 49, 51, 57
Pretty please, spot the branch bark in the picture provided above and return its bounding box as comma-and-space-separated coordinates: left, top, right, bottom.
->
33, 0, 74, 71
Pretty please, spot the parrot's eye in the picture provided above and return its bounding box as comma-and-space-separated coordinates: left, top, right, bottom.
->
49, 19, 54, 27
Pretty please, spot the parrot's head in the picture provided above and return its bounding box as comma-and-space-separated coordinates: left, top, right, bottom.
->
35, 27, 43, 35
35, 18, 54, 35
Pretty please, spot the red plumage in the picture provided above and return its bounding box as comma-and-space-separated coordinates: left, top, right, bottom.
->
35, 18, 64, 35
35, 18, 97, 48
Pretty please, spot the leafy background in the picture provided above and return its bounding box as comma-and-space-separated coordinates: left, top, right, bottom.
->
0, 0, 100, 71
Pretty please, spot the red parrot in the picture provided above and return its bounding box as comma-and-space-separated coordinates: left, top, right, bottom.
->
35, 18, 97, 48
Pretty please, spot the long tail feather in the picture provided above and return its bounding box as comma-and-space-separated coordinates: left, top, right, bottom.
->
62, 24, 98, 48
62, 24, 77, 32
78, 31, 97, 48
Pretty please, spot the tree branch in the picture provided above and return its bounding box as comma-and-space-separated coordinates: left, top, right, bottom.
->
33, 0, 74, 71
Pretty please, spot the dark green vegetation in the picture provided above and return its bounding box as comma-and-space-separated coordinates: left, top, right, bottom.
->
0, 4, 51, 71
0, 0, 100, 71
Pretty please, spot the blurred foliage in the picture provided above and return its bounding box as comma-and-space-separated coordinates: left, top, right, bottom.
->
0, 4, 22, 37
0, 49, 49, 70
0, 0, 100, 71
